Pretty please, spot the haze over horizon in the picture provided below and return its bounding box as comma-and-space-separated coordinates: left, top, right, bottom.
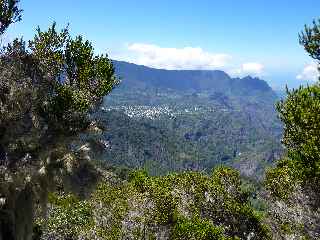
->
6, 0, 320, 90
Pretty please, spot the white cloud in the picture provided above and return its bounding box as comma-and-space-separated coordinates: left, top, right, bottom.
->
123, 43, 232, 70
229, 62, 265, 77
296, 62, 319, 81
113, 43, 266, 78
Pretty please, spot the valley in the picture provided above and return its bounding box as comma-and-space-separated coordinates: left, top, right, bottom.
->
92, 61, 284, 179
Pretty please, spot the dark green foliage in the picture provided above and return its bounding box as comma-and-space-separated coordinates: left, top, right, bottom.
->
0, 5, 117, 239
0, 0, 22, 34
273, 18, 320, 184
128, 169, 149, 192
265, 19, 320, 240
28, 23, 118, 127
276, 85, 320, 177
92, 58, 283, 181
265, 158, 302, 199
299, 19, 320, 64
267, 19, 320, 199
44, 193, 94, 238
32, 223, 42, 240
43, 167, 271, 239
112, 60, 273, 94
97, 85, 282, 178
0, 26, 118, 189
172, 216, 227, 240
0, 23, 118, 167
212, 166, 241, 190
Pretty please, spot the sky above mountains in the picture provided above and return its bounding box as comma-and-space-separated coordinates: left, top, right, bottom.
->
6, 0, 320, 89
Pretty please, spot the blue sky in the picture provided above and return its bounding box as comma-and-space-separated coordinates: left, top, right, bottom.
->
6, 0, 320, 89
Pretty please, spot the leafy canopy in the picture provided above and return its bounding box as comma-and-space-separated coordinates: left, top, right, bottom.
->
0, 5, 118, 238
0, 0, 22, 34
267, 19, 320, 199
299, 19, 320, 63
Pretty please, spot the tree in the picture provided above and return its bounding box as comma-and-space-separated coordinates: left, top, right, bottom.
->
0, 3, 118, 240
266, 19, 320, 239
276, 85, 320, 177
299, 19, 320, 64
274, 19, 320, 177
0, 0, 22, 34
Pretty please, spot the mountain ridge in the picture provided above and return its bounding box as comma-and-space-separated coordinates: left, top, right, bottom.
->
112, 60, 274, 95
98, 61, 283, 178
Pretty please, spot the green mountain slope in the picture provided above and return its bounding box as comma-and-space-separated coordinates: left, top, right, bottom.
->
90, 64, 283, 178
112, 60, 274, 95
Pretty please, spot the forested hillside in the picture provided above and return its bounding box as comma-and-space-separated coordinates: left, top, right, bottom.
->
112, 60, 274, 94
93, 67, 283, 178
1, 1, 320, 240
